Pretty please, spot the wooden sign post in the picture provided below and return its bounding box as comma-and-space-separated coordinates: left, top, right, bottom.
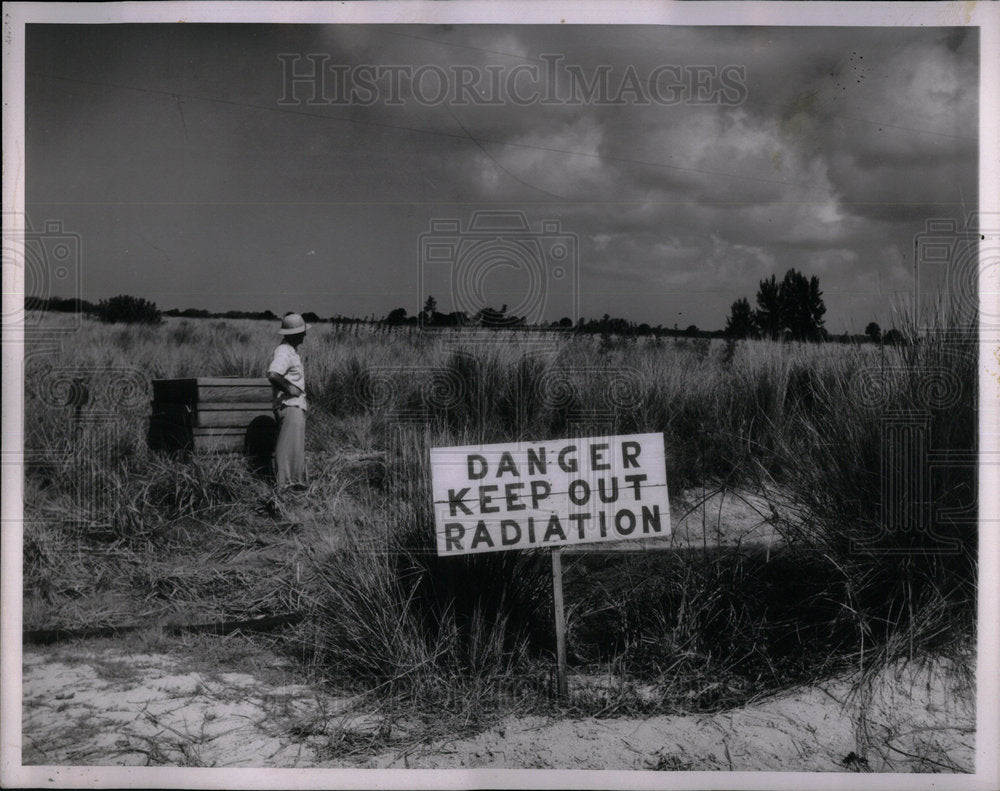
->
551, 547, 568, 699
430, 432, 671, 701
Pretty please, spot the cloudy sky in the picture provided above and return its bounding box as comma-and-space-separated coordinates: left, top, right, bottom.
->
26, 23, 977, 331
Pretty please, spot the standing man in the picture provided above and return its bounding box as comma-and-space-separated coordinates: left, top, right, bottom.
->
267, 312, 310, 493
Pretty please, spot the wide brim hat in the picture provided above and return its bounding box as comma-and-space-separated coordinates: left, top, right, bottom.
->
278, 313, 311, 334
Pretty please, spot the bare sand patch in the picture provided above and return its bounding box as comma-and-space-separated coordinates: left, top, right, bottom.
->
22, 641, 973, 772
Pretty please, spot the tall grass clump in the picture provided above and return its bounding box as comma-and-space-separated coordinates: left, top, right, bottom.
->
762, 318, 977, 665
564, 548, 861, 711
298, 427, 552, 712
300, 528, 551, 710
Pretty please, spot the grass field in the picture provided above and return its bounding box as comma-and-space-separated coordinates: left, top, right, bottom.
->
21, 312, 977, 756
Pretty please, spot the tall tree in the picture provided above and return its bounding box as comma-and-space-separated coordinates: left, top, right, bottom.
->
800, 272, 827, 340
753, 269, 826, 341
779, 269, 825, 340
754, 275, 782, 340
422, 295, 437, 326
724, 297, 757, 339
865, 321, 881, 342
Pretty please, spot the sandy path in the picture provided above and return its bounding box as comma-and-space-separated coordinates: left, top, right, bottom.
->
21, 645, 361, 767
21, 641, 973, 772
370, 663, 974, 771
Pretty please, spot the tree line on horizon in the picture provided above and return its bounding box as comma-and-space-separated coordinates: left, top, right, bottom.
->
26, 282, 902, 344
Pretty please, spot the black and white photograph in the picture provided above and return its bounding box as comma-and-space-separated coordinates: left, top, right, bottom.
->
2, 2, 998, 788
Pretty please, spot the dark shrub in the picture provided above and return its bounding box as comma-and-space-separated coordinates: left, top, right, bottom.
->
96, 294, 163, 325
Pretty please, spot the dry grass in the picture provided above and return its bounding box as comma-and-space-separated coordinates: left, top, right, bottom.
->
22, 312, 976, 740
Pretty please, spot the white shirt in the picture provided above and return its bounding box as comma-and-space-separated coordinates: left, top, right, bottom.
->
268, 342, 307, 410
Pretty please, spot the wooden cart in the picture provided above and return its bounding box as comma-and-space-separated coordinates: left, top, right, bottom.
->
148, 377, 277, 456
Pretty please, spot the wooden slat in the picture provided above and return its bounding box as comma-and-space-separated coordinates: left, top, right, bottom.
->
149, 419, 259, 453
196, 384, 273, 403
192, 431, 246, 453
194, 377, 269, 387
152, 377, 272, 404
195, 409, 274, 428
151, 408, 275, 432
195, 401, 275, 411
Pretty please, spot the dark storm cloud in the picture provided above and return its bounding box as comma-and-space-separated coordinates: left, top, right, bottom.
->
26, 23, 977, 330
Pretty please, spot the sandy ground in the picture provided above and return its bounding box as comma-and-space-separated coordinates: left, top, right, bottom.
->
20, 640, 973, 772
17, 487, 973, 773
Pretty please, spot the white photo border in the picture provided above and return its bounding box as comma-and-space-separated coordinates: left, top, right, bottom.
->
3, 2, 998, 789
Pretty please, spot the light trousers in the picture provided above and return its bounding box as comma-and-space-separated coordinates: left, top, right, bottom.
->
274, 405, 306, 489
